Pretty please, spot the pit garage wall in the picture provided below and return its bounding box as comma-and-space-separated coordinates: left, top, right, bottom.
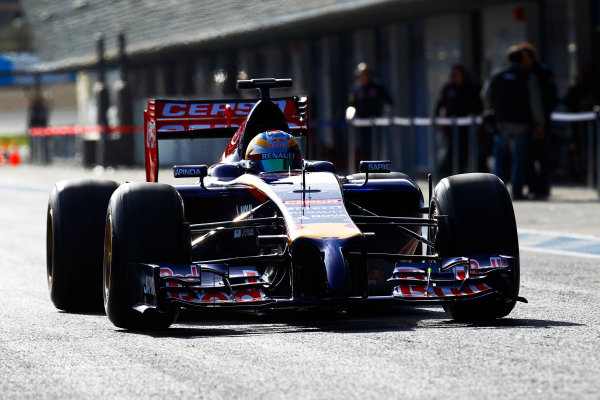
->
72, 0, 588, 172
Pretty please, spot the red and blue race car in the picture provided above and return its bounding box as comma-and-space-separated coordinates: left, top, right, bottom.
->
46, 78, 525, 329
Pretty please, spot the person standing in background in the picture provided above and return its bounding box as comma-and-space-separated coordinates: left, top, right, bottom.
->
348, 63, 393, 160
28, 94, 49, 164
564, 67, 600, 180
434, 64, 482, 177
519, 42, 558, 199
481, 46, 545, 200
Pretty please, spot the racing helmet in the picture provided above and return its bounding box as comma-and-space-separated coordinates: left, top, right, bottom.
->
245, 130, 302, 172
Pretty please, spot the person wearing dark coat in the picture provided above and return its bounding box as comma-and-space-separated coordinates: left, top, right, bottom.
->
348, 63, 393, 160
519, 43, 558, 199
481, 46, 545, 200
434, 65, 482, 177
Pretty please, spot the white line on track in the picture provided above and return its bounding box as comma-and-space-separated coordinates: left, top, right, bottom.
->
519, 228, 600, 259
519, 245, 600, 259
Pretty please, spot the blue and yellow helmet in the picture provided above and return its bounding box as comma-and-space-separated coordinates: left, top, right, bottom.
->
245, 130, 302, 172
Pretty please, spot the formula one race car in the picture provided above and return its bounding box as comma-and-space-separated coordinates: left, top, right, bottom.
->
46, 78, 525, 329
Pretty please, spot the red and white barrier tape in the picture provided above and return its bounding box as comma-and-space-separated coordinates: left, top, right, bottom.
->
351, 111, 599, 128
550, 112, 597, 122
29, 125, 141, 137
26, 110, 600, 137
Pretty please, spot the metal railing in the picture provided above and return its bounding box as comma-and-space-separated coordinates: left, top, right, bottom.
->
347, 107, 600, 194
21, 108, 600, 196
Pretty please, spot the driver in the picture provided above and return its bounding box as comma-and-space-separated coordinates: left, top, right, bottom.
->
245, 130, 302, 172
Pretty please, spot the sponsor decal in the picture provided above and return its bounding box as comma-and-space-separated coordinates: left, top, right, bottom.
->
159, 100, 287, 118
394, 283, 492, 298
200, 292, 229, 302
160, 266, 200, 279
236, 204, 253, 215
368, 269, 386, 286
233, 229, 255, 238
143, 275, 155, 296
282, 199, 342, 206
490, 257, 505, 268
468, 257, 506, 271
232, 288, 263, 302
160, 266, 199, 301
230, 127, 243, 146
286, 205, 349, 221
234, 204, 255, 239
243, 270, 259, 284
146, 120, 156, 149
162, 103, 186, 117
367, 162, 391, 172
269, 137, 287, 148
262, 152, 295, 160
173, 167, 206, 177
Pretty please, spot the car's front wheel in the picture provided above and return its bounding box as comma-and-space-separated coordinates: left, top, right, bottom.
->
103, 182, 188, 330
431, 173, 520, 320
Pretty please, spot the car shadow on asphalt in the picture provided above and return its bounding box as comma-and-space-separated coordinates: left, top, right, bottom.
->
439, 318, 584, 329
119, 306, 450, 338
119, 304, 585, 338
57, 310, 104, 316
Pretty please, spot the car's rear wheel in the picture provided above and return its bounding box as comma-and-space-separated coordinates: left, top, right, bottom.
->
46, 179, 119, 311
431, 173, 520, 320
103, 182, 188, 330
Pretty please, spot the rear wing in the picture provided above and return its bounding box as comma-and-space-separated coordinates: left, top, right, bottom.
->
144, 97, 309, 182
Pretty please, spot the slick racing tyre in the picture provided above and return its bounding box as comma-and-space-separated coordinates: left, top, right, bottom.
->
47, 179, 119, 311
103, 182, 188, 330
431, 173, 520, 321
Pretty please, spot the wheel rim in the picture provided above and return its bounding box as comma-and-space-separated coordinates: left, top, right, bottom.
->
103, 214, 112, 303
46, 207, 54, 286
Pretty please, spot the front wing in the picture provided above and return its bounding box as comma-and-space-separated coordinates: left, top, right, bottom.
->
130, 255, 517, 313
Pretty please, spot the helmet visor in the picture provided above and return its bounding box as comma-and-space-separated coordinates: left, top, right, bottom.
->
257, 158, 299, 172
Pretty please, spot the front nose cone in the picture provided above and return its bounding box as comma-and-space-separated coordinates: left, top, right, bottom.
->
321, 240, 347, 294
291, 236, 366, 298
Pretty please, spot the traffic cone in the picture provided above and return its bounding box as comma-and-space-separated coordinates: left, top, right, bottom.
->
8, 140, 21, 166
0, 141, 7, 165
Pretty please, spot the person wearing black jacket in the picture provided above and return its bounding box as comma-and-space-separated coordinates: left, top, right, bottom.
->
348, 63, 393, 160
481, 46, 545, 200
434, 65, 482, 176
519, 43, 558, 199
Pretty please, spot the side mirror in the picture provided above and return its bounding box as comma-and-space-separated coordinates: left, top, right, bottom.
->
348, 161, 392, 188
173, 165, 208, 187
173, 165, 208, 178
359, 160, 391, 174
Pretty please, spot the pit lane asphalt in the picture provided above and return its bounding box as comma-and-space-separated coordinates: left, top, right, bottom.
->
1, 165, 599, 399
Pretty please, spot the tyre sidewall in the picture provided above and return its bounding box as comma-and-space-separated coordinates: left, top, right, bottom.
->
432, 173, 520, 319
47, 179, 118, 311
104, 182, 185, 329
